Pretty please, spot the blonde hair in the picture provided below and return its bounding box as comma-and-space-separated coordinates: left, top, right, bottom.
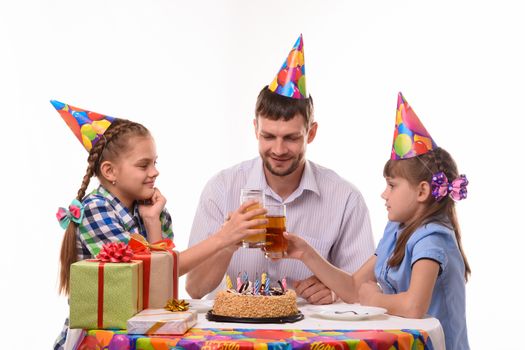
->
383, 147, 471, 280
58, 119, 150, 295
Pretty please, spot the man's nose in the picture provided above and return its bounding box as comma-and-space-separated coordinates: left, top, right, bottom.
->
272, 139, 286, 155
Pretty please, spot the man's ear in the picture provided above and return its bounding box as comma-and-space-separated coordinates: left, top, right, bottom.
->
307, 121, 318, 144
417, 181, 431, 202
99, 160, 117, 183
253, 118, 259, 140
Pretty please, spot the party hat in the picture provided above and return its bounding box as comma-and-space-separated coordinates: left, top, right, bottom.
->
268, 34, 307, 99
50, 100, 115, 152
391, 92, 437, 160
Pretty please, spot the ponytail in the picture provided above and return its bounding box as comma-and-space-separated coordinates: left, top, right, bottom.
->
58, 137, 105, 295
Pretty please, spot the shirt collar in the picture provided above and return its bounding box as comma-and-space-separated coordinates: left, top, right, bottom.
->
244, 158, 321, 202
96, 185, 137, 231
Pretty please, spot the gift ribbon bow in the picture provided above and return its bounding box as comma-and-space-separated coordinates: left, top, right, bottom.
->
56, 199, 84, 229
96, 242, 134, 263
431, 171, 469, 202
164, 298, 189, 312
128, 233, 175, 253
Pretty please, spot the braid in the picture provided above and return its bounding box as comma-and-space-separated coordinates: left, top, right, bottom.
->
58, 119, 150, 295
58, 128, 110, 295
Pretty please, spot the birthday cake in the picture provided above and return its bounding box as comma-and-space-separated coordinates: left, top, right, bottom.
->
211, 275, 298, 319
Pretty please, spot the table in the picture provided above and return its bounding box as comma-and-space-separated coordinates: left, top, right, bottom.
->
72, 301, 445, 350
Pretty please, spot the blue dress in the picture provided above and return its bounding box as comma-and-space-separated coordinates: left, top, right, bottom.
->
375, 221, 470, 349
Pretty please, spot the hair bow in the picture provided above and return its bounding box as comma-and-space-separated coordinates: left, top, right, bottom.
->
56, 199, 85, 229
431, 171, 469, 202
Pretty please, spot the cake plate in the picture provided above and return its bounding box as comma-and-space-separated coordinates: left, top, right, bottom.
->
206, 310, 304, 324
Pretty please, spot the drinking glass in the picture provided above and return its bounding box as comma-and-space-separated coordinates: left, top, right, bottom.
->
263, 204, 287, 259
239, 189, 266, 248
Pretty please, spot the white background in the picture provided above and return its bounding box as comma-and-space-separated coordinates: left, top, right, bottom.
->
1, 1, 524, 348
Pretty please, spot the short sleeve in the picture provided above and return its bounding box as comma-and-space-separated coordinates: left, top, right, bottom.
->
160, 208, 174, 241
329, 190, 375, 273
78, 198, 129, 256
411, 232, 449, 272
188, 174, 226, 247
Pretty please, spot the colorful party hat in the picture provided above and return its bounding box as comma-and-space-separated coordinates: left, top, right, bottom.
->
391, 92, 437, 160
268, 34, 307, 99
50, 100, 115, 152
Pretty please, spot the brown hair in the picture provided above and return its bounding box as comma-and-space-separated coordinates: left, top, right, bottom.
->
58, 119, 150, 295
255, 86, 314, 127
383, 147, 471, 280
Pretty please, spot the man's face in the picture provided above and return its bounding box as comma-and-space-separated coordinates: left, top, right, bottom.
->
254, 114, 317, 177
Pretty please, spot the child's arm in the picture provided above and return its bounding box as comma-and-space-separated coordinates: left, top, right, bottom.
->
358, 259, 439, 318
138, 188, 167, 243
178, 200, 267, 277
285, 232, 376, 303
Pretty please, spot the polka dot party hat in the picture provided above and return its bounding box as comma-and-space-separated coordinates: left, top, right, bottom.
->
391, 92, 437, 160
50, 100, 115, 152
268, 34, 307, 99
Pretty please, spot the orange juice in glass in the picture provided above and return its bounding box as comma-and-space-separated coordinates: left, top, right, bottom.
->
240, 189, 266, 248
263, 204, 287, 259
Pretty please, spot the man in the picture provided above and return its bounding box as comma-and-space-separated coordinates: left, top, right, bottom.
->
186, 34, 374, 304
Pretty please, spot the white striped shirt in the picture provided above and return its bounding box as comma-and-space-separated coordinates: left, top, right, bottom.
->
188, 157, 375, 295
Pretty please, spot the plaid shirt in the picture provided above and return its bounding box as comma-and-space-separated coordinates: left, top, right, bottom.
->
76, 185, 173, 260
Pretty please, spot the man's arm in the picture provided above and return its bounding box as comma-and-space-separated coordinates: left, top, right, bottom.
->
185, 178, 232, 298
294, 189, 375, 304
185, 244, 237, 298
330, 190, 375, 273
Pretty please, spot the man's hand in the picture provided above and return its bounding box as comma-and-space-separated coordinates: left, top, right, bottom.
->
293, 275, 335, 305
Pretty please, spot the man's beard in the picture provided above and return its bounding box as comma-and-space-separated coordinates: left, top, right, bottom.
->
262, 155, 302, 177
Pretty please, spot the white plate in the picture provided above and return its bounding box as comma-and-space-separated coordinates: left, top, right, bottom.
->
188, 299, 213, 313
309, 304, 387, 321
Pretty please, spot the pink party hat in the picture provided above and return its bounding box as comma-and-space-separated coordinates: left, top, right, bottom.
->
268, 34, 307, 99
391, 92, 437, 160
50, 100, 115, 152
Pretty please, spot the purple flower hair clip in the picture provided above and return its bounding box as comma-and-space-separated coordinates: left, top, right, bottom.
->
431, 171, 469, 202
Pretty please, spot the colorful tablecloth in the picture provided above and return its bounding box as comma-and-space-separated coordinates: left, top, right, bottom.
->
77, 328, 433, 350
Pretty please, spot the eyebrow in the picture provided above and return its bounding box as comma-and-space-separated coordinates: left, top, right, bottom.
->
260, 131, 303, 138
135, 156, 157, 163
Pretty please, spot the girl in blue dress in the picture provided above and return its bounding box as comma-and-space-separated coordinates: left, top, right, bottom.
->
285, 93, 470, 349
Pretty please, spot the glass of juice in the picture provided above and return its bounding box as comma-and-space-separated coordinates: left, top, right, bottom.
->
240, 189, 266, 248
263, 204, 287, 259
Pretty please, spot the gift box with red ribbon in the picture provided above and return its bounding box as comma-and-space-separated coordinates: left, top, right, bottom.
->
127, 308, 197, 335
69, 243, 143, 329
129, 234, 179, 308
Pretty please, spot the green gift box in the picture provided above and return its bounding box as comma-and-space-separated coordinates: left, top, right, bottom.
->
70, 260, 143, 329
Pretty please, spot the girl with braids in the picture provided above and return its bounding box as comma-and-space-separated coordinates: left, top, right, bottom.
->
283, 93, 470, 349
51, 101, 267, 350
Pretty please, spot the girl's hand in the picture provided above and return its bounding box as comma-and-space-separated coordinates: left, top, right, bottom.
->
216, 200, 268, 246
358, 280, 382, 305
138, 188, 167, 221
282, 232, 312, 261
